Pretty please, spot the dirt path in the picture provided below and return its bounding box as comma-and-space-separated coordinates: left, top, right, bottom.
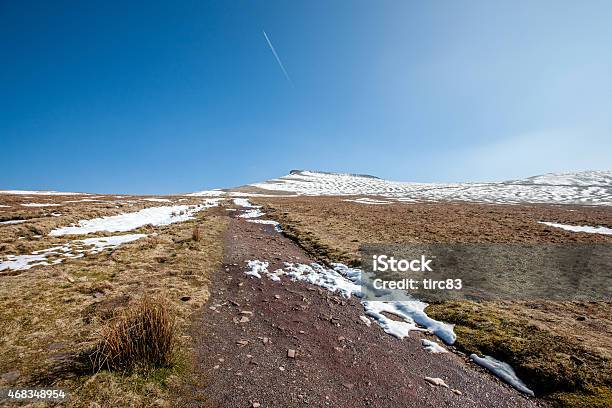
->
179, 211, 545, 408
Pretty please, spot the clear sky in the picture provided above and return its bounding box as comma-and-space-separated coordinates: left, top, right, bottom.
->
1, 1, 611, 194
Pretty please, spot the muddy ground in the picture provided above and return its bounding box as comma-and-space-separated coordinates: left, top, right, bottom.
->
178, 214, 543, 408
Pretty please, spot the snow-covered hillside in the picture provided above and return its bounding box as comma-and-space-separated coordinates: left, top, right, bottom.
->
247, 170, 612, 205
504, 171, 612, 187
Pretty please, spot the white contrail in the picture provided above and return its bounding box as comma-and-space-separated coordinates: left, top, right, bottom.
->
262, 30, 293, 86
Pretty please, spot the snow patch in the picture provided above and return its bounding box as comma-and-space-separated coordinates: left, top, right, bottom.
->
21, 203, 62, 207
49, 199, 220, 236
0, 234, 146, 272
247, 219, 283, 232
344, 198, 392, 205
421, 339, 447, 354
234, 198, 281, 231
233, 198, 257, 208
470, 354, 534, 396
142, 198, 173, 203
239, 208, 265, 219
79, 234, 148, 254
187, 190, 227, 197
0, 220, 26, 225
538, 221, 612, 235
284, 263, 362, 298
242, 260, 455, 345
245, 260, 269, 278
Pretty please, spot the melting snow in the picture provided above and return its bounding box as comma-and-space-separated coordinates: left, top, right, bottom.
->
233, 198, 282, 231
0, 220, 26, 225
284, 263, 362, 298
344, 198, 392, 205
78, 234, 148, 254
538, 221, 612, 235
247, 219, 283, 232
233, 198, 257, 208
187, 190, 228, 197
243, 260, 455, 345
245, 260, 269, 278
49, 199, 220, 236
0, 234, 146, 272
239, 208, 265, 219
21, 203, 62, 207
421, 339, 448, 354
470, 354, 534, 396
64, 199, 103, 203
143, 198, 173, 203
363, 300, 455, 344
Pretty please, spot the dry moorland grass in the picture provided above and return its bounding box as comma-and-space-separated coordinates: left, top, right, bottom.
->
256, 196, 612, 407
0, 196, 228, 407
0, 193, 206, 256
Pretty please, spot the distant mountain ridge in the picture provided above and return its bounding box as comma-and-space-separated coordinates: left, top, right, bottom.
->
238, 169, 612, 205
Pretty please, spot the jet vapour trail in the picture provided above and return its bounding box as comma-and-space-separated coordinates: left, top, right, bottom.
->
262, 30, 293, 86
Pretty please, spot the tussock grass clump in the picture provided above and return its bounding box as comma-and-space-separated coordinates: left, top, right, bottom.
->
192, 225, 201, 242
91, 296, 176, 372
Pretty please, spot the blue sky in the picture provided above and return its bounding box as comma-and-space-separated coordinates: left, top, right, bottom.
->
1, 1, 611, 194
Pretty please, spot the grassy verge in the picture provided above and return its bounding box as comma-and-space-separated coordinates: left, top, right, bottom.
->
0, 206, 228, 407
426, 301, 611, 407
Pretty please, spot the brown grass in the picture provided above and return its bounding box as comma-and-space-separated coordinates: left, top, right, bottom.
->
256, 197, 612, 264
90, 296, 176, 372
0, 196, 228, 407
192, 225, 201, 242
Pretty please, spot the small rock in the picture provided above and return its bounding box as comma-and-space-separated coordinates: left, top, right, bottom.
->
452, 389, 462, 395
274, 294, 281, 299
239, 316, 250, 323
287, 349, 296, 358
65, 275, 75, 283
342, 383, 354, 389
252, 403, 261, 408
570, 355, 585, 365
240, 310, 253, 315
424, 377, 449, 388
279, 366, 285, 371
1, 370, 20, 383
236, 339, 249, 347
359, 315, 371, 326
337, 336, 345, 341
